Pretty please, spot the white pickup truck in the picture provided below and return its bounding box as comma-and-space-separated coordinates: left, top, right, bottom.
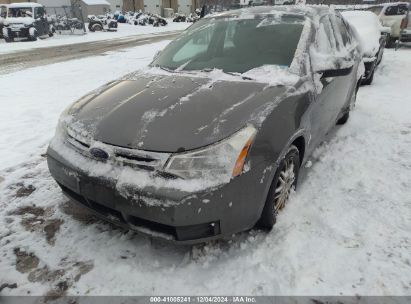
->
368, 2, 409, 47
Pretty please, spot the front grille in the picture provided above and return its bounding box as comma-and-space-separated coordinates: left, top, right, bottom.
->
65, 131, 170, 172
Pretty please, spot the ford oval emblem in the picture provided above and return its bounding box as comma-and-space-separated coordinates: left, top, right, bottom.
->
89, 147, 109, 160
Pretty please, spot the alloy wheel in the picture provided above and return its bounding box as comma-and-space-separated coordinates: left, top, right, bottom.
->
273, 157, 296, 214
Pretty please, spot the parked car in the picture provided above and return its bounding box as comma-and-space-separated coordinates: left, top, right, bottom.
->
368, 2, 409, 47
47, 6, 362, 244
0, 4, 7, 38
2, 3, 53, 42
342, 10, 386, 85
396, 3, 411, 49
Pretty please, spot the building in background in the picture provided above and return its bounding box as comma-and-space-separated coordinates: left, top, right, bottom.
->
73, 0, 110, 18
122, 0, 195, 15
106, 0, 122, 11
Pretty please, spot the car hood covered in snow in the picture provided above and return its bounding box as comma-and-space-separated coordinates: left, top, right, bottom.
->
66, 73, 289, 152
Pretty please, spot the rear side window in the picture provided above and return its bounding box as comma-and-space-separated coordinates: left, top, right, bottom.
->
316, 15, 337, 52
332, 15, 351, 48
385, 5, 407, 16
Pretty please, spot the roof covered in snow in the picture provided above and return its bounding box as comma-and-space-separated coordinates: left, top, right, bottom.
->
342, 10, 382, 57
207, 5, 331, 20
8, 2, 43, 8
82, 0, 110, 5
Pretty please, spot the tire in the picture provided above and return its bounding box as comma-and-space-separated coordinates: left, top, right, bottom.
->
336, 111, 350, 125
4, 37, 14, 43
258, 145, 300, 229
337, 86, 357, 125
386, 37, 396, 48
361, 68, 374, 86
29, 28, 37, 41
91, 23, 103, 32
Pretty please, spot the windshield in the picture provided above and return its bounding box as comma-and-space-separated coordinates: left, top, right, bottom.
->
151, 15, 305, 74
8, 7, 33, 18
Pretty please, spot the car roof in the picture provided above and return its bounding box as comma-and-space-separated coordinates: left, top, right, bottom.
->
8, 3, 43, 8
372, 2, 409, 7
206, 5, 331, 21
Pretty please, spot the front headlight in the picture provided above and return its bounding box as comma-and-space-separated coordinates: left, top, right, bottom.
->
164, 125, 257, 181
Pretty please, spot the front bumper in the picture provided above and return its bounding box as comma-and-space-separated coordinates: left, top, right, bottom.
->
47, 144, 270, 244
400, 29, 411, 42
3, 26, 29, 38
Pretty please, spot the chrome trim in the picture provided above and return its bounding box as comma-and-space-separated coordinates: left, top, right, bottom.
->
65, 133, 170, 171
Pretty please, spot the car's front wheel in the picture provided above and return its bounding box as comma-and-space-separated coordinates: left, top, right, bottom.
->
29, 27, 37, 41
258, 145, 300, 229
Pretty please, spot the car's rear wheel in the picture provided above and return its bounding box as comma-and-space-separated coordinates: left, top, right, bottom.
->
362, 68, 375, 86
386, 37, 397, 48
337, 83, 358, 125
258, 145, 300, 229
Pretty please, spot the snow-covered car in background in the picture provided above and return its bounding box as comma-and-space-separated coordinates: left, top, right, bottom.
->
368, 2, 409, 47
342, 10, 386, 85
47, 6, 362, 244
2, 2, 53, 42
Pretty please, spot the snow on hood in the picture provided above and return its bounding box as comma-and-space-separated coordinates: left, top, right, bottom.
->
342, 11, 382, 58
4, 17, 35, 25
62, 69, 294, 152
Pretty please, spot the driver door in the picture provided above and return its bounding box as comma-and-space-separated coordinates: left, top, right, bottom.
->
307, 15, 347, 151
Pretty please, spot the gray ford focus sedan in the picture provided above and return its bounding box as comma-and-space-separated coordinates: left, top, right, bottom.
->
47, 6, 362, 243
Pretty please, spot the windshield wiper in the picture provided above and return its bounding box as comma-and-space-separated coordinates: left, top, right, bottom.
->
200, 68, 253, 80
155, 65, 176, 73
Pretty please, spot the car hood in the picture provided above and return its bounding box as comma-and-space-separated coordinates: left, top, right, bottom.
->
4, 17, 35, 25
68, 74, 289, 152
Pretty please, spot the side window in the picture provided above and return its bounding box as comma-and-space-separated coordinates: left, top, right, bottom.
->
35, 7, 44, 19
316, 15, 337, 53
333, 16, 351, 47
385, 6, 398, 16
398, 5, 408, 15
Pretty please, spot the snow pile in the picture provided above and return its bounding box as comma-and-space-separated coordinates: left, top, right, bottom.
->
342, 11, 382, 58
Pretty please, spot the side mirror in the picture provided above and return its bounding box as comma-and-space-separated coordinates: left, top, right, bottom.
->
320, 66, 353, 78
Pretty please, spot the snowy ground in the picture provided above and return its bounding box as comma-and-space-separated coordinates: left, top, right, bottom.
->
0, 42, 410, 297
0, 21, 190, 55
